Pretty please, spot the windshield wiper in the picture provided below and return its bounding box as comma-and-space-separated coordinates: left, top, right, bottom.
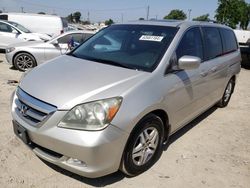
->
68, 53, 79, 58
84, 57, 136, 70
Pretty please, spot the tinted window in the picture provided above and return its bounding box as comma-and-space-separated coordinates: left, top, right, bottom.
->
71, 33, 84, 43
220, 28, 238, 54
0, 22, 12, 32
176, 27, 203, 60
202, 27, 223, 60
61, 18, 68, 28
72, 25, 178, 72
0, 15, 8, 20
8, 21, 31, 33
84, 33, 93, 40
58, 33, 88, 44
57, 33, 82, 44
57, 34, 71, 44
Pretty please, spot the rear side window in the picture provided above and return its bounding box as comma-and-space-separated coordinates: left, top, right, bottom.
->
176, 27, 203, 60
220, 28, 238, 54
202, 27, 223, 60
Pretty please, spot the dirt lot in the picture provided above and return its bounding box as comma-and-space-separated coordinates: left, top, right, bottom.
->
0, 53, 249, 188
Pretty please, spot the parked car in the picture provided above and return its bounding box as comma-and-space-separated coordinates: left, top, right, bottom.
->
11, 20, 241, 178
5, 30, 95, 71
0, 13, 68, 37
234, 29, 250, 63
0, 20, 51, 49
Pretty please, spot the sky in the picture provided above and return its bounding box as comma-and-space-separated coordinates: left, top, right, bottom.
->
0, 0, 250, 23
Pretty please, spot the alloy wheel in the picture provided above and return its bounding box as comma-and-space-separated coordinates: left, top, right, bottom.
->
132, 127, 159, 166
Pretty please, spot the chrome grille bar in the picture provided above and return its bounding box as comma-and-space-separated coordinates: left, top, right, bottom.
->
15, 87, 57, 127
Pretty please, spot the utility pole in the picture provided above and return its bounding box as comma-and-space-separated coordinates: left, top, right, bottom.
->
188, 9, 192, 20
87, 11, 90, 22
21, 7, 24, 13
146, 5, 149, 20
121, 13, 123, 23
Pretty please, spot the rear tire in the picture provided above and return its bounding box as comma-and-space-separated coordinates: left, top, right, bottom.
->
217, 78, 235, 108
120, 114, 164, 176
13, 52, 37, 71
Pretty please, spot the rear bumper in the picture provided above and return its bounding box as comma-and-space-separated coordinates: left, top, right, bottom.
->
11, 91, 129, 178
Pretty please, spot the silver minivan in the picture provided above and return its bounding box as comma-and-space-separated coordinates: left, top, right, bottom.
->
11, 20, 241, 178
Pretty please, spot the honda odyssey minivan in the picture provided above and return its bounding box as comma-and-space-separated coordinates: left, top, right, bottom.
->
11, 20, 241, 178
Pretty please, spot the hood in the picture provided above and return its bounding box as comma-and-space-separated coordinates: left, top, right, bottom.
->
19, 55, 149, 110
8, 40, 46, 48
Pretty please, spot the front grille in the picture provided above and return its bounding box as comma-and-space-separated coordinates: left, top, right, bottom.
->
15, 87, 57, 127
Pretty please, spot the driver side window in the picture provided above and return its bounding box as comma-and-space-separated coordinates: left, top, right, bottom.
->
57, 34, 72, 44
176, 27, 203, 61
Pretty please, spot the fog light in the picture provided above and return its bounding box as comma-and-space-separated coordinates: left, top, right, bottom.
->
66, 158, 87, 167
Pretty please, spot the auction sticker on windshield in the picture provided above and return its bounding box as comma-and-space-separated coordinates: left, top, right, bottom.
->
139, 35, 164, 42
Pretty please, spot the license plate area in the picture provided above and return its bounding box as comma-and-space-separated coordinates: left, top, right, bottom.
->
13, 120, 30, 144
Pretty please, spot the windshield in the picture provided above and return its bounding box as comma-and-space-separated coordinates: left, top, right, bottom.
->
8, 21, 31, 33
71, 24, 178, 72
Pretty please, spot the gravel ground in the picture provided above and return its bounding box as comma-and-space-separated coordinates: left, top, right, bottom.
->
0, 53, 249, 188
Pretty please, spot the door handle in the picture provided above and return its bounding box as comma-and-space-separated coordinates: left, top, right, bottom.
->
200, 71, 208, 77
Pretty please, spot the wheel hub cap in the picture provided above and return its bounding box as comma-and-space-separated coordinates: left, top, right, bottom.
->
224, 82, 232, 102
132, 127, 159, 166
16, 55, 33, 70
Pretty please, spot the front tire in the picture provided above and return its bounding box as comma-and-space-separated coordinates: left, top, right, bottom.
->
217, 78, 235, 108
13, 52, 37, 71
120, 114, 164, 176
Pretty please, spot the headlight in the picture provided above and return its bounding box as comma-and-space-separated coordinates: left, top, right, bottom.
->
58, 97, 122, 131
6, 47, 15, 53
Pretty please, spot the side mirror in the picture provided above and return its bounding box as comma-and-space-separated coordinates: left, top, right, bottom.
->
178, 56, 201, 70
51, 40, 59, 46
12, 29, 19, 35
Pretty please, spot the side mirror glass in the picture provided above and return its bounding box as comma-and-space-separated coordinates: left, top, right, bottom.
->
178, 55, 201, 70
12, 29, 19, 34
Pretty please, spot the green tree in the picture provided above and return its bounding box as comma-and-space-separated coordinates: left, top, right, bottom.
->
239, 2, 250, 30
105, 19, 114, 25
215, 0, 249, 29
73, 11, 81, 23
164, 9, 187, 20
193, 14, 210, 21
67, 13, 74, 23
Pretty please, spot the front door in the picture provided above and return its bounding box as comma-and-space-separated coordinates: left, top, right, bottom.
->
164, 27, 207, 131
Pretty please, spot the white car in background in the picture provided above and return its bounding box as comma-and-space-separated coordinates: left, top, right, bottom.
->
0, 13, 68, 37
0, 20, 51, 49
5, 30, 95, 71
234, 30, 250, 63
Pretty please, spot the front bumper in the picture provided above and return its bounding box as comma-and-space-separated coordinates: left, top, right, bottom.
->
239, 44, 250, 55
11, 91, 129, 178
5, 52, 14, 65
